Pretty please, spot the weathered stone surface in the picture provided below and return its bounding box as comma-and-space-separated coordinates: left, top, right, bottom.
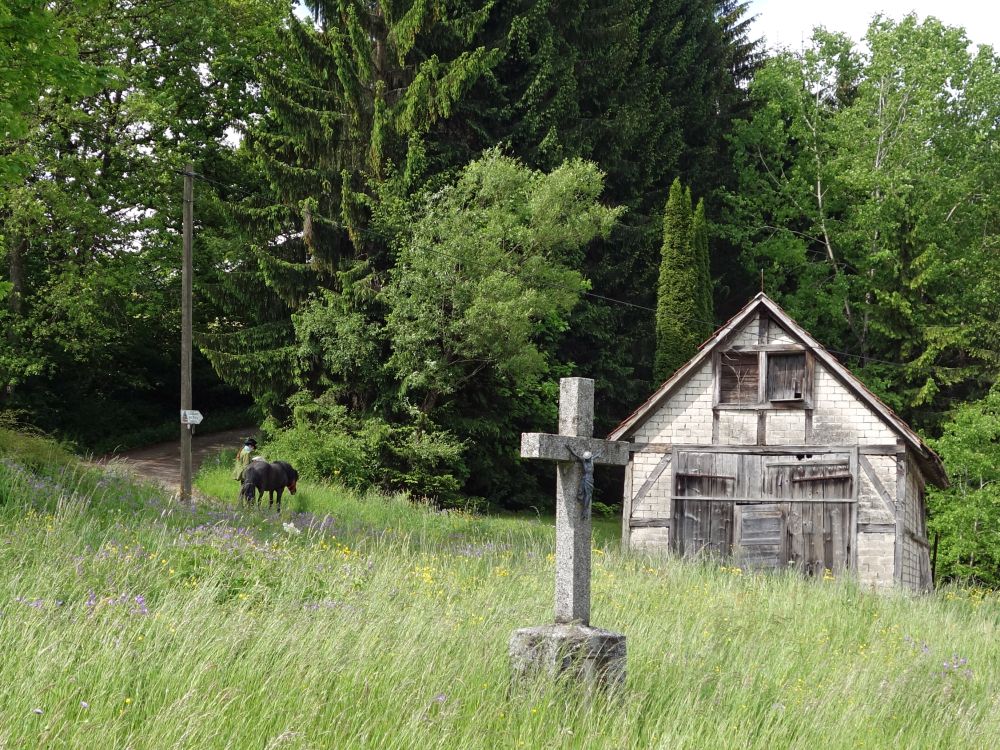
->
558, 378, 594, 438
515, 377, 629, 682
521, 377, 629, 625
520, 433, 629, 466
555, 456, 589, 623
509, 624, 626, 689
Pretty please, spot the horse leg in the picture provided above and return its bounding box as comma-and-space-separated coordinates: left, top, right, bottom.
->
276, 488, 284, 515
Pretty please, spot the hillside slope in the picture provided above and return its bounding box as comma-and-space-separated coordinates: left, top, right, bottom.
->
0, 429, 996, 749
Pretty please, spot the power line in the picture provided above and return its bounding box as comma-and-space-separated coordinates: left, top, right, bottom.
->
413, 244, 916, 368
175, 167, 923, 370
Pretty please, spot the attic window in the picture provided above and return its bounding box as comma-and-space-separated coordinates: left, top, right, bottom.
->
717, 349, 811, 406
720, 352, 759, 404
767, 353, 806, 401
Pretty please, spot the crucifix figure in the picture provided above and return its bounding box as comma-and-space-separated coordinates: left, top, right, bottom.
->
567, 445, 602, 521
519, 378, 629, 625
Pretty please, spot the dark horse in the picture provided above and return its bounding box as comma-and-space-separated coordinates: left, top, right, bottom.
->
240, 460, 298, 513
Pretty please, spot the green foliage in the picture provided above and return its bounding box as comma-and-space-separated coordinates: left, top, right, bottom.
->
264, 389, 467, 505
654, 179, 712, 382
928, 390, 1000, 586
267, 152, 620, 506
5, 0, 763, 507
692, 197, 714, 335
0, 0, 280, 442
724, 16, 1000, 427
384, 150, 621, 405
263, 419, 368, 490
489, 1, 757, 430
0, 0, 101, 179
0, 425, 76, 471
195, 0, 761, 507
202, 0, 506, 418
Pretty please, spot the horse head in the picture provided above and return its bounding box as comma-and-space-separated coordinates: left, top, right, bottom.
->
273, 461, 298, 494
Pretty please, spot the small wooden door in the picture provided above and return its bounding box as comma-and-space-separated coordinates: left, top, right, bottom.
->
734, 504, 786, 569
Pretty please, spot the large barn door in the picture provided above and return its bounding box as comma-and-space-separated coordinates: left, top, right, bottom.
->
672, 451, 735, 558
766, 462, 852, 576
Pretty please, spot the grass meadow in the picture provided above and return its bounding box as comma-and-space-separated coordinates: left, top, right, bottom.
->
0, 428, 997, 749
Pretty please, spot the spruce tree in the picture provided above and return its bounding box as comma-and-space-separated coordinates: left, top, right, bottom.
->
654, 179, 703, 382
489, 0, 762, 429
201, 0, 503, 414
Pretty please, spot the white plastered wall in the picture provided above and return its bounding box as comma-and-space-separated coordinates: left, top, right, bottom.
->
626, 359, 713, 548
855, 454, 898, 589
812, 367, 897, 446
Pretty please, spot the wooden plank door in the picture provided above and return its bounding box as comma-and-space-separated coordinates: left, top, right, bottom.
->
734, 504, 786, 569
673, 451, 735, 559
765, 461, 852, 576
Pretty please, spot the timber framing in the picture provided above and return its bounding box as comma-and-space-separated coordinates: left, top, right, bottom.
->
608, 293, 947, 489
617, 293, 947, 592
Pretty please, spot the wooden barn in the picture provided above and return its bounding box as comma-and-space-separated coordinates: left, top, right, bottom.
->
610, 293, 947, 591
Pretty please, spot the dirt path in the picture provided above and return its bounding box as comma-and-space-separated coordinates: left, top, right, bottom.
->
99, 427, 258, 492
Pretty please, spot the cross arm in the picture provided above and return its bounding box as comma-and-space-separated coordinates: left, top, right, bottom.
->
520, 433, 630, 466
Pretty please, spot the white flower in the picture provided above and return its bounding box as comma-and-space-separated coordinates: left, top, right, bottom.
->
282, 522, 301, 535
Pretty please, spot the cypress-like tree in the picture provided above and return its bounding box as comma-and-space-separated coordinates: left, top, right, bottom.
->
692, 197, 714, 339
654, 179, 703, 382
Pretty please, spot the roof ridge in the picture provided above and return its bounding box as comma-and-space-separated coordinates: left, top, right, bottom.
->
607, 294, 947, 488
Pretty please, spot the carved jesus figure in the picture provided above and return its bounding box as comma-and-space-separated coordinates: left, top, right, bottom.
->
567, 445, 602, 519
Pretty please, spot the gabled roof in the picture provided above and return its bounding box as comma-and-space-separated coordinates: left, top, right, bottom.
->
608, 293, 948, 488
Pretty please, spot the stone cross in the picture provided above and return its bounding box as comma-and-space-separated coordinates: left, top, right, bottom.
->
520, 377, 629, 625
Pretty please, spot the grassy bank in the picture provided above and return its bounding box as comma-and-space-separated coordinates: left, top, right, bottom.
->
0, 429, 997, 748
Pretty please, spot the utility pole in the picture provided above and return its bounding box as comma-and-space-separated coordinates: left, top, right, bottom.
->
180, 163, 194, 502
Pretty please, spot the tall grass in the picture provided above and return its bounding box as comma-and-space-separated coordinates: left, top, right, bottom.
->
0, 429, 996, 748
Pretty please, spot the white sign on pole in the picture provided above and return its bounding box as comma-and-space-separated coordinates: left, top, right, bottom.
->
180, 410, 204, 425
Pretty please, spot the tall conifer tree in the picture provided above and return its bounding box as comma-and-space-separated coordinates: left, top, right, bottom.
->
692, 197, 714, 339
201, 1, 503, 413
654, 179, 703, 382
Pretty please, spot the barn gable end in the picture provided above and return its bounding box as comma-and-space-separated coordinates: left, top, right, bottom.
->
614, 294, 944, 591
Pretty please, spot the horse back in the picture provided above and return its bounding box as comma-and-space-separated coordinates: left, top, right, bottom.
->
272, 460, 298, 483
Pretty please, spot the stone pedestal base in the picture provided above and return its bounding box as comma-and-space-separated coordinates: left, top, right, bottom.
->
509, 623, 626, 689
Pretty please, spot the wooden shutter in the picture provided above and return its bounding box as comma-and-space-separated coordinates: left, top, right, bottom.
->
766, 353, 806, 401
719, 351, 759, 404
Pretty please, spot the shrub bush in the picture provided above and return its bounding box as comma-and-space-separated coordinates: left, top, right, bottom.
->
263, 393, 467, 505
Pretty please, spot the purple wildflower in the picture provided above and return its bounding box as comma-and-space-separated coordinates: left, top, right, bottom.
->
130, 595, 149, 616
